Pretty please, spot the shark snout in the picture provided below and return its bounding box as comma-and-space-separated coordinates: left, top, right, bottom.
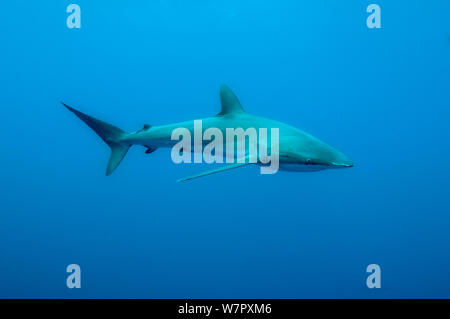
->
333, 161, 354, 168
331, 156, 354, 168
328, 149, 354, 168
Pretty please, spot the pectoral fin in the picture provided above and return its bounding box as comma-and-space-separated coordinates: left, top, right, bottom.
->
177, 162, 251, 182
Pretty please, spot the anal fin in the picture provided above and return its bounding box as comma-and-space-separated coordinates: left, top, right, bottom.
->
145, 146, 157, 154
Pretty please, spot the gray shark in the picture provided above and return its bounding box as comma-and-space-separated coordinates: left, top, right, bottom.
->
63, 85, 353, 181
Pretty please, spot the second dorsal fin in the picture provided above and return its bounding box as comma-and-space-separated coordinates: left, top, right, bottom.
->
217, 85, 245, 116
136, 124, 151, 134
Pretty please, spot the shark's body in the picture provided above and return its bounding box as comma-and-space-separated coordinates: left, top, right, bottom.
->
63, 86, 353, 181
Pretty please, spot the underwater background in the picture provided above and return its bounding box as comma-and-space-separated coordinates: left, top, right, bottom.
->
1, 1, 449, 298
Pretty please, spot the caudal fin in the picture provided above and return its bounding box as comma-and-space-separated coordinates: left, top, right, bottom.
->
62, 102, 130, 176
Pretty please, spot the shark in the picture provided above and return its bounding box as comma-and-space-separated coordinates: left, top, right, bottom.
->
63, 85, 353, 181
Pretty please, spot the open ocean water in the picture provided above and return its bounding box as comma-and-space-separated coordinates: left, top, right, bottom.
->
0, 1, 449, 298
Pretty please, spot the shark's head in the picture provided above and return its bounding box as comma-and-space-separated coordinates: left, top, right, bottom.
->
278, 134, 354, 172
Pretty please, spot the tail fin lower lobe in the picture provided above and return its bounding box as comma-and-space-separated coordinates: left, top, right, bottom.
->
62, 102, 130, 176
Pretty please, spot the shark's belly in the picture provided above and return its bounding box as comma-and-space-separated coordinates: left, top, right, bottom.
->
279, 163, 328, 172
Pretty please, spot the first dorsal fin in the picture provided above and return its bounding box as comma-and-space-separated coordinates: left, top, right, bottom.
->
217, 85, 245, 116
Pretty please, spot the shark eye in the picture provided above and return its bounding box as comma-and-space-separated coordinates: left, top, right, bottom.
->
305, 159, 312, 165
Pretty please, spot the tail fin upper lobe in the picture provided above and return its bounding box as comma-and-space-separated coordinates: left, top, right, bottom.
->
62, 102, 130, 176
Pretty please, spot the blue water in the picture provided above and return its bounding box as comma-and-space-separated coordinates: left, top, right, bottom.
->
1, 1, 449, 298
